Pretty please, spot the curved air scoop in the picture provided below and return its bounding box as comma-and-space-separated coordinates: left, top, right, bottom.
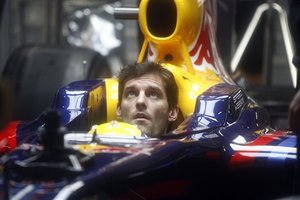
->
146, 0, 177, 37
139, 0, 202, 43
137, 0, 233, 84
138, 0, 204, 74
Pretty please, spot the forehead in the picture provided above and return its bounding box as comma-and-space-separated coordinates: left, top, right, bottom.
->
124, 73, 165, 90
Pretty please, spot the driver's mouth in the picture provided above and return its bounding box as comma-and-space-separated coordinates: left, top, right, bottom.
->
134, 113, 150, 120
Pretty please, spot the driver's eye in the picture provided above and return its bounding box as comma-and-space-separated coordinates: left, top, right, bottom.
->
149, 92, 158, 97
147, 90, 161, 99
125, 90, 137, 98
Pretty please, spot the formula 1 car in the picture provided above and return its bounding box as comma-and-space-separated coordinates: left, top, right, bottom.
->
0, 0, 298, 199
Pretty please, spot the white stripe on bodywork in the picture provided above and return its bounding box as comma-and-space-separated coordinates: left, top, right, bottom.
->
54, 181, 84, 200
11, 185, 35, 200
230, 143, 296, 154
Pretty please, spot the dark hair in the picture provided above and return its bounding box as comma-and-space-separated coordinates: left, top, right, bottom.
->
118, 62, 178, 109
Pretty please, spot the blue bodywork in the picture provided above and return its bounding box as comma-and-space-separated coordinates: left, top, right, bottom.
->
0, 80, 297, 200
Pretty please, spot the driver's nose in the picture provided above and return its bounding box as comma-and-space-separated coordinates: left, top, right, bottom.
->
136, 92, 147, 110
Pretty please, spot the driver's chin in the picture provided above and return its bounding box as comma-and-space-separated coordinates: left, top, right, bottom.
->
134, 124, 154, 137
137, 125, 164, 138
129, 120, 159, 138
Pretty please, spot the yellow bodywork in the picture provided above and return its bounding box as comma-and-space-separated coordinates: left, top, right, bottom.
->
162, 63, 222, 118
89, 120, 142, 137
138, 0, 204, 74
105, 78, 118, 122
78, 122, 141, 154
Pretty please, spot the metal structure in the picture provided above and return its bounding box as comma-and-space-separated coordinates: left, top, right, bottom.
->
231, 1, 296, 87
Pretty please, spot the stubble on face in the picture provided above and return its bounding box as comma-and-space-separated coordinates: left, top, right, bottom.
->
118, 74, 170, 137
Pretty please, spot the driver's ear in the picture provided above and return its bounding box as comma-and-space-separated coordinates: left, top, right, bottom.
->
116, 103, 122, 120
168, 106, 179, 122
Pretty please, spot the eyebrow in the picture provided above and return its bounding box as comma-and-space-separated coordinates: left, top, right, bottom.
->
147, 86, 164, 94
123, 84, 164, 94
123, 86, 136, 93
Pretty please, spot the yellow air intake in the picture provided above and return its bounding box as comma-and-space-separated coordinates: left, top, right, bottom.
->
138, 0, 204, 74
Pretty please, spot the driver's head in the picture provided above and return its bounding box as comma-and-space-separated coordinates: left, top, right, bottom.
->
117, 62, 179, 137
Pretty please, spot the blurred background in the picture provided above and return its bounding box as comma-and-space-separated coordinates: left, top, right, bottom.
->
0, 0, 297, 130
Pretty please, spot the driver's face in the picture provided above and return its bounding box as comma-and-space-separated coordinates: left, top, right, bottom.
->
117, 74, 175, 137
